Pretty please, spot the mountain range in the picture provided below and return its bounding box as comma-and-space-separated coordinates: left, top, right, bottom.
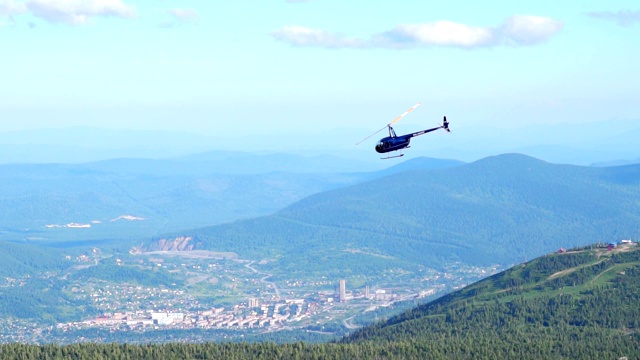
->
1, 151, 640, 350
1, 119, 639, 165
0, 154, 461, 244
143, 154, 640, 278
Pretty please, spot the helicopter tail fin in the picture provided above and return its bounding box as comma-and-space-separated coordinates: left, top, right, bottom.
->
443, 116, 450, 132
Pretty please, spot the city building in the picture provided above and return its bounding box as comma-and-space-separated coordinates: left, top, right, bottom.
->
249, 298, 260, 308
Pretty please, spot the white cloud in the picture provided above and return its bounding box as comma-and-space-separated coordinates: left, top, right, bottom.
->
376, 15, 562, 48
587, 9, 640, 26
25, 0, 135, 25
159, 8, 197, 28
271, 25, 364, 48
499, 15, 564, 46
377, 21, 495, 48
273, 15, 563, 49
169, 8, 197, 22
0, 0, 25, 27
0, 0, 26, 17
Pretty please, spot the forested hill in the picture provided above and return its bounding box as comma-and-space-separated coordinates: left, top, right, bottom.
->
341, 243, 640, 359
154, 154, 640, 274
0, 241, 69, 277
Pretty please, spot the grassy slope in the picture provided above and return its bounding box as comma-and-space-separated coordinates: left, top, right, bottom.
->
342, 244, 640, 359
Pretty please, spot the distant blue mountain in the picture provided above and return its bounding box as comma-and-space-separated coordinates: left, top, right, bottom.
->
172, 151, 385, 174
591, 157, 640, 167
374, 156, 465, 175
0, 153, 425, 243
2, 120, 639, 165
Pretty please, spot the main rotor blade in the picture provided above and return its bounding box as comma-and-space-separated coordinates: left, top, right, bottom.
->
355, 125, 387, 145
355, 102, 422, 146
389, 102, 422, 126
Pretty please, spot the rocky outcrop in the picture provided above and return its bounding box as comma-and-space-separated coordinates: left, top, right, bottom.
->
158, 236, 195, 251
133, 236, 201, 253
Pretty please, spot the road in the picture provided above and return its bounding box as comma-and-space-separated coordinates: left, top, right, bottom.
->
244, 260, 281, 299
342, 315, 360, 330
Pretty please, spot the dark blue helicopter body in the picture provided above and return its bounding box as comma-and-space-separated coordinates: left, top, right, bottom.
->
375, 118, 449, 154
375, 137, 410, 153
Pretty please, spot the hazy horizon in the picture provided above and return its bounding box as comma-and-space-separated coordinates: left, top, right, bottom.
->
2, 1, 639, 165
0, 117, 638, 166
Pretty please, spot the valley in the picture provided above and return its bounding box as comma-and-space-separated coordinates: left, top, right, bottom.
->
0, 153, 638, 347
0, 245, 498, 343
3, 241, 638, 358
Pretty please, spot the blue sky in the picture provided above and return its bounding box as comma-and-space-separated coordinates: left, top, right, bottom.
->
1, 0, 639, 141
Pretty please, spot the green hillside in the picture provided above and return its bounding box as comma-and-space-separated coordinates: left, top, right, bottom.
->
0, 241, 69, 277
0, 242, 89, 324
159, 154, 640, 277
341, 243, 640, 359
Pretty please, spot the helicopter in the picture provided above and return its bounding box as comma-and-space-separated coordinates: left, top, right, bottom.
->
356, 102, 450, 159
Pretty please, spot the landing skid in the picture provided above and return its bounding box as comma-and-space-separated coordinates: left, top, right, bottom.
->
381, 153, 405, 160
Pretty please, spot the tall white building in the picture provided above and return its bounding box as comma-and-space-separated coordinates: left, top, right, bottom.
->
339, 279, 346, 302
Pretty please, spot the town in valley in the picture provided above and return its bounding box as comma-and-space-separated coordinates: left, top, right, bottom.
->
0, 246, 501, 343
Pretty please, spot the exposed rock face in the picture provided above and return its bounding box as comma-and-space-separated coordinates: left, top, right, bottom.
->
137, 236, 201, 252
157, 236, 196, 251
